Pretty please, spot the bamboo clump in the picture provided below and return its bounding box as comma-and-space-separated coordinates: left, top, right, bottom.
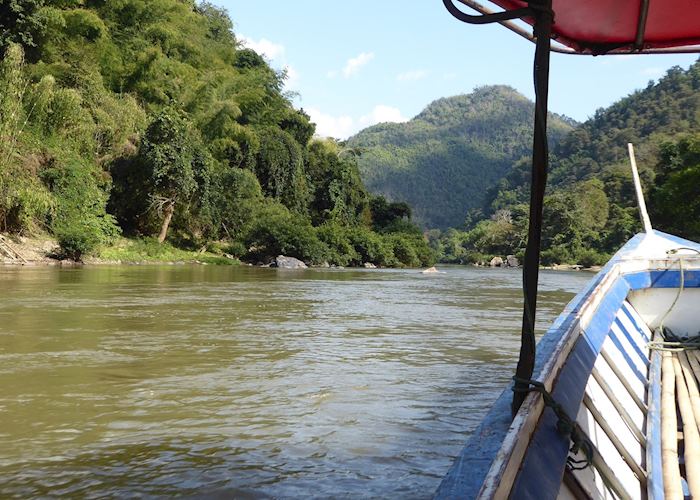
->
661, 349, 700, 500
672, 355, 700, 498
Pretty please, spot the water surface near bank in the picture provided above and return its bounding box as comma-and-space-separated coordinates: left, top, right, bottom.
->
0, 265, 591, 498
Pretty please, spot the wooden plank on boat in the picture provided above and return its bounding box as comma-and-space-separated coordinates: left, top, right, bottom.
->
598, 348, 647, 414
672, 354, 700, 497
590, 365, 646, 445
661, 352, 683, 500
685, 349, 700, 388
582, 392, 647, 485
589, 444, 635, 500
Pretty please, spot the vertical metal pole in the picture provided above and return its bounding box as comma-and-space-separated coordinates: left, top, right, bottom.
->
512, 0, 553, 416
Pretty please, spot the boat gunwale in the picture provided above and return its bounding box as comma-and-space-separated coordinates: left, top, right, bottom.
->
435, 231, 700, 499
478, 266, 620, 498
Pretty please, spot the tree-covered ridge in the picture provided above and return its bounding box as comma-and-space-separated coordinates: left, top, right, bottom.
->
0, 0, 434, 267
347, 85, 576, 228
431, 60, 700, 266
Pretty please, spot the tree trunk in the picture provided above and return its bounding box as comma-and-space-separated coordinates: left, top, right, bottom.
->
157, 202, 174, 243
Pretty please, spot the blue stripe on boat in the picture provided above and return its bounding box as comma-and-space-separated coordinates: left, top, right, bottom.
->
607, 328, 648, 386
435, 232, 700, 500
613, 316, 650, 366
620, 302, 650, 342
509, 275, 630, 500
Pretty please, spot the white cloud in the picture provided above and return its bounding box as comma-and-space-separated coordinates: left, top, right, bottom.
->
308, 104, 408, 140
342, 52, 375, 78
283, 64, 300, 90
240, 36, 286, 61
359, 105, 408, 127
306, 107, 355, 139
397, 70, 428, 81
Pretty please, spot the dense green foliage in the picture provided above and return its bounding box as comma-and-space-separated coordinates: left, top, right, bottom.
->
427, 61, 700, 266
0, 0, 434, 266
348, 86, 575, 228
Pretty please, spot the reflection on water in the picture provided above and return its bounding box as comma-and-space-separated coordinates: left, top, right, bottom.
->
0, 264, 591, 498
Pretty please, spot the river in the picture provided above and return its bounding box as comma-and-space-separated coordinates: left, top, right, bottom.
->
0, 264, 591, 498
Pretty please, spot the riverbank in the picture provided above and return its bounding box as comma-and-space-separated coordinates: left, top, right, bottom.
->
1, 232, 602, 271
0, 233, 239, 266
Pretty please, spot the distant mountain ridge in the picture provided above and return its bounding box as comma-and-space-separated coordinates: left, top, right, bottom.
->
347, 85, 576, 228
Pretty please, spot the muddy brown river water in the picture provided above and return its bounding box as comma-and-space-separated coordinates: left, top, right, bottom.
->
0, 264, 591, 498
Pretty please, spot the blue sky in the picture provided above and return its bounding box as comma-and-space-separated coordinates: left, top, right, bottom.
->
218, 0, 697, 139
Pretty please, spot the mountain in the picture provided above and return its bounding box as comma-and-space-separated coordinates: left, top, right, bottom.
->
430, 59, 700, 266
347, 85, 576, 228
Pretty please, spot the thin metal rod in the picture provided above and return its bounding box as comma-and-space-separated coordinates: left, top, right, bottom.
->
452, 0, 700, 54
512, 0, 553, 416
634, 0, 651, 50
453, 0, 577, 54
443, 0, 532, 25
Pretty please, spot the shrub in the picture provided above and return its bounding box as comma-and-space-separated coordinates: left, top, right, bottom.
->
346, 226, 395, 267
576, 248, 609, 268
54, 217, 102, 260
243, 201, 326, 263
540, 245, 571, 266
316, 222, 358, 266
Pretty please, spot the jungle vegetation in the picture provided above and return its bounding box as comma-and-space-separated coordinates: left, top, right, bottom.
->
348, 85, 576, 229
350, 63, 700, 266
0, 0, 434, 267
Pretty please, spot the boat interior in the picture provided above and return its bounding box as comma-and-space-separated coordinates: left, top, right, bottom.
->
436, 233, 700, 500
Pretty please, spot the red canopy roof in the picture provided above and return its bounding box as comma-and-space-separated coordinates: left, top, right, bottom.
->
469, 0, 700, 54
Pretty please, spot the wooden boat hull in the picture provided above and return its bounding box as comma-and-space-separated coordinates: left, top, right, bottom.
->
436, 231, 700, 499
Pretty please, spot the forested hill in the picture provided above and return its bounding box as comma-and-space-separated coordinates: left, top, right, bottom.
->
432, 60, 700, 267
0, 0, 433, 267
550, 62, 700, 187
347, 86, 576, 228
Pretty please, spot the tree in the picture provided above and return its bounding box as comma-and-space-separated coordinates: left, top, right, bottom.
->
139, 110, 203, 243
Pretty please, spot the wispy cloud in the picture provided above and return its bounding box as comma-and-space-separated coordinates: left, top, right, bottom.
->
306, 107, 355, 139
240, 36, 286, 61
240, 36, 299, 91
359, 105, 408, 127
342, 52, 375, 78
397, 70, 428, 82
307, 104, 408, 139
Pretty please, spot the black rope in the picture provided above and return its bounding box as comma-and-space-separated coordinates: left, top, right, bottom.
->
442, 0, 555, 26
511, 0, 553, 417
442, 0, 534, 25
440, 0, 557, 419
513, 377, 594, 471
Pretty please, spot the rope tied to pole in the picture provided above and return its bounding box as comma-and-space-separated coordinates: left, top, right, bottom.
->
513, 377, 594, 471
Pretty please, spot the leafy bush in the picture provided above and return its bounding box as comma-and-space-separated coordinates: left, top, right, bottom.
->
243, 202, 326, 263
346, 226, 395, 267
540, 246, 571, 266
316, 222, 358, 266
576, 248, 609, 268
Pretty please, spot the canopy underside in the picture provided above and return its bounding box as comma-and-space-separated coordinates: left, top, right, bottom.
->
460, 0, 700, 54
